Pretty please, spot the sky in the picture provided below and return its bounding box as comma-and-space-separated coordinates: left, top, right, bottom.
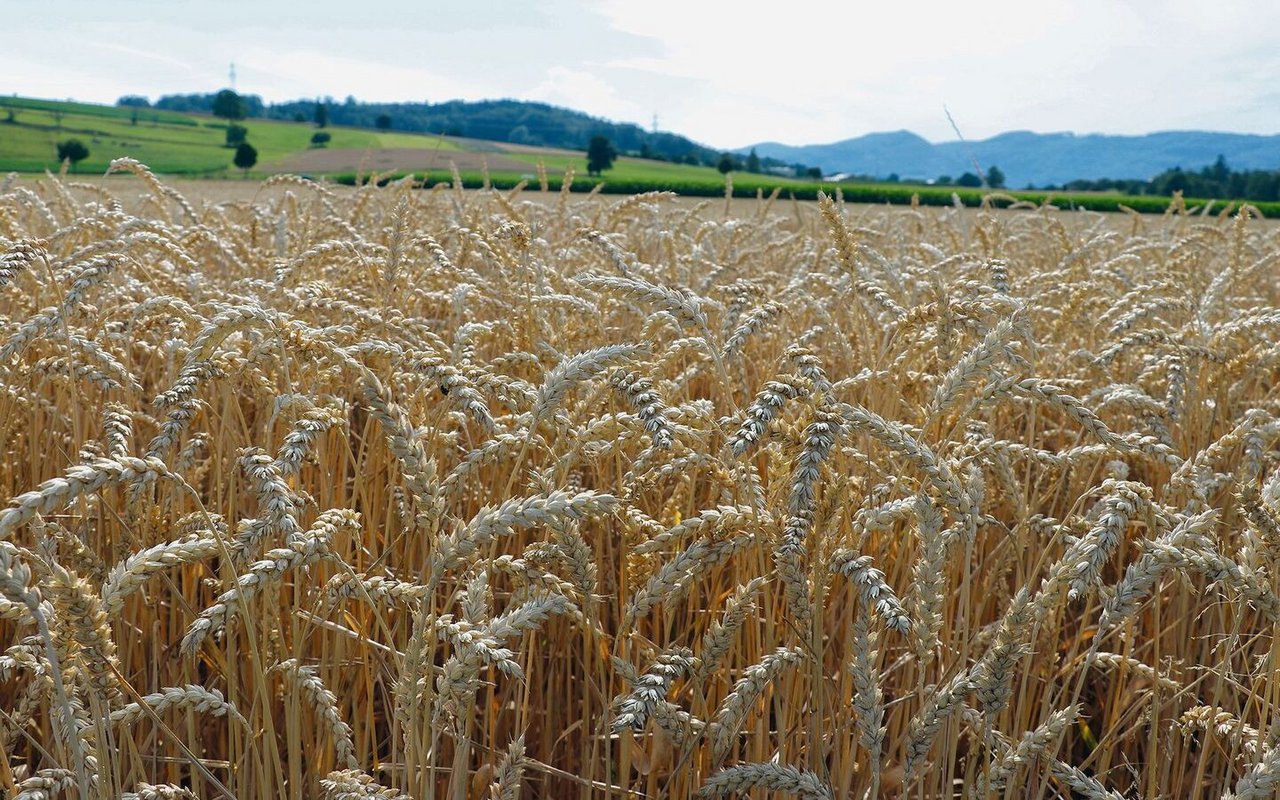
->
7, 0, 1279, 149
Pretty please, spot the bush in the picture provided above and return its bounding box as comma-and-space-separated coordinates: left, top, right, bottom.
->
233, 142, 258, 175
586, 135, 616, 176
225, 124, 248, 148
310, 131, 332, 148
212, 89, 247, 122
55, 139, 90, 171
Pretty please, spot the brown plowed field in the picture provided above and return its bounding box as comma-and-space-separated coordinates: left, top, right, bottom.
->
271, 147, 533, 174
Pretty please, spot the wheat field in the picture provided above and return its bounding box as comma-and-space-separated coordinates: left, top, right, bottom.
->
2, 162, 1280, 800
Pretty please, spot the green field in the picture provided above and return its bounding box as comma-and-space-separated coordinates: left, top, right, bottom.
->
333, 165, 1280, 219
0, 96, 456, 175
0, 96, 196, 126
505, 152, 831, 192
495, 153, 1280, 216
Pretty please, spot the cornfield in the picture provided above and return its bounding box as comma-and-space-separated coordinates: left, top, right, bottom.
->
3, 161, 1280, 799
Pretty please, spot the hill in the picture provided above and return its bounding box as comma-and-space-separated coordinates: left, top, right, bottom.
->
152, 94, 731, 168
0, 95, 455, 175
747, 129, 1280, 187
0, 94, 827, 200
0, 95, 802, 191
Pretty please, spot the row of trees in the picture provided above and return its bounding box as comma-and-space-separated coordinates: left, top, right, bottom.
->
1049, 156, 1280, 203
710, 148, 822, 178
932, 166, 1006, 189
211, 89, 338, 131
586, 135, 822, 179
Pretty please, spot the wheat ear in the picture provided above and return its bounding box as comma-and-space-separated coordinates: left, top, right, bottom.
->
696, 762, 832, 799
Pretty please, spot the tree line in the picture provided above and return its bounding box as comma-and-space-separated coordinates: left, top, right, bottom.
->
1046, 156, 1280, 203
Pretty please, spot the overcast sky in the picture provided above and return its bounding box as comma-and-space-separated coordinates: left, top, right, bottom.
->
7, 0, 1279, 148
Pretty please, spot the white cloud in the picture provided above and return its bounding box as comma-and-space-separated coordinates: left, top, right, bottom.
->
87, 43, 197, 73
3, 54, 135, 104
235, 48, 480, 103
527, 67, 646, 126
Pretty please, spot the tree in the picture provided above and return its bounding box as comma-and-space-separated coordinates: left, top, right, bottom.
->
116, 95, 150, 108
717, 153, 735, 175
56, 139, 89, 172
1152, 168, 1188, 196
212, 89, 247, 122
1208, 154, 1230, 184
233, 142, 258, 176
1244, 171, 1280, 202
314, 103, 329, 128
225, 124, 248, 148
586, 135, 617, 176
310, 131, 332, 148
746, 148, 761, 173
987, 165, 1006, 189
956, 172, 982, 187
806, 166, 822, 180
375, 113, 392, 130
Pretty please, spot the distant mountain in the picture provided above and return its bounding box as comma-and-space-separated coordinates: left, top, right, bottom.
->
746, 130, 1280, 187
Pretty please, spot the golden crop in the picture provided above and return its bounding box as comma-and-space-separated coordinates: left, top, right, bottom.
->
2, 162, 1280, 799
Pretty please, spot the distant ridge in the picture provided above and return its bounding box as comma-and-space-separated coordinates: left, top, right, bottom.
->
745, 129, 1280, 187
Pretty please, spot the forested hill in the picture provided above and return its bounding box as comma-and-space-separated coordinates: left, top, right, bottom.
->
146, 93, 718, 164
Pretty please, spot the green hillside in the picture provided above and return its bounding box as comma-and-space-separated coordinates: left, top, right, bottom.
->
0, 96, 455, 174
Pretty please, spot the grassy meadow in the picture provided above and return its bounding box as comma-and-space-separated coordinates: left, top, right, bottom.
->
3, 162, 1280, 800
0, 96, 455, 175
